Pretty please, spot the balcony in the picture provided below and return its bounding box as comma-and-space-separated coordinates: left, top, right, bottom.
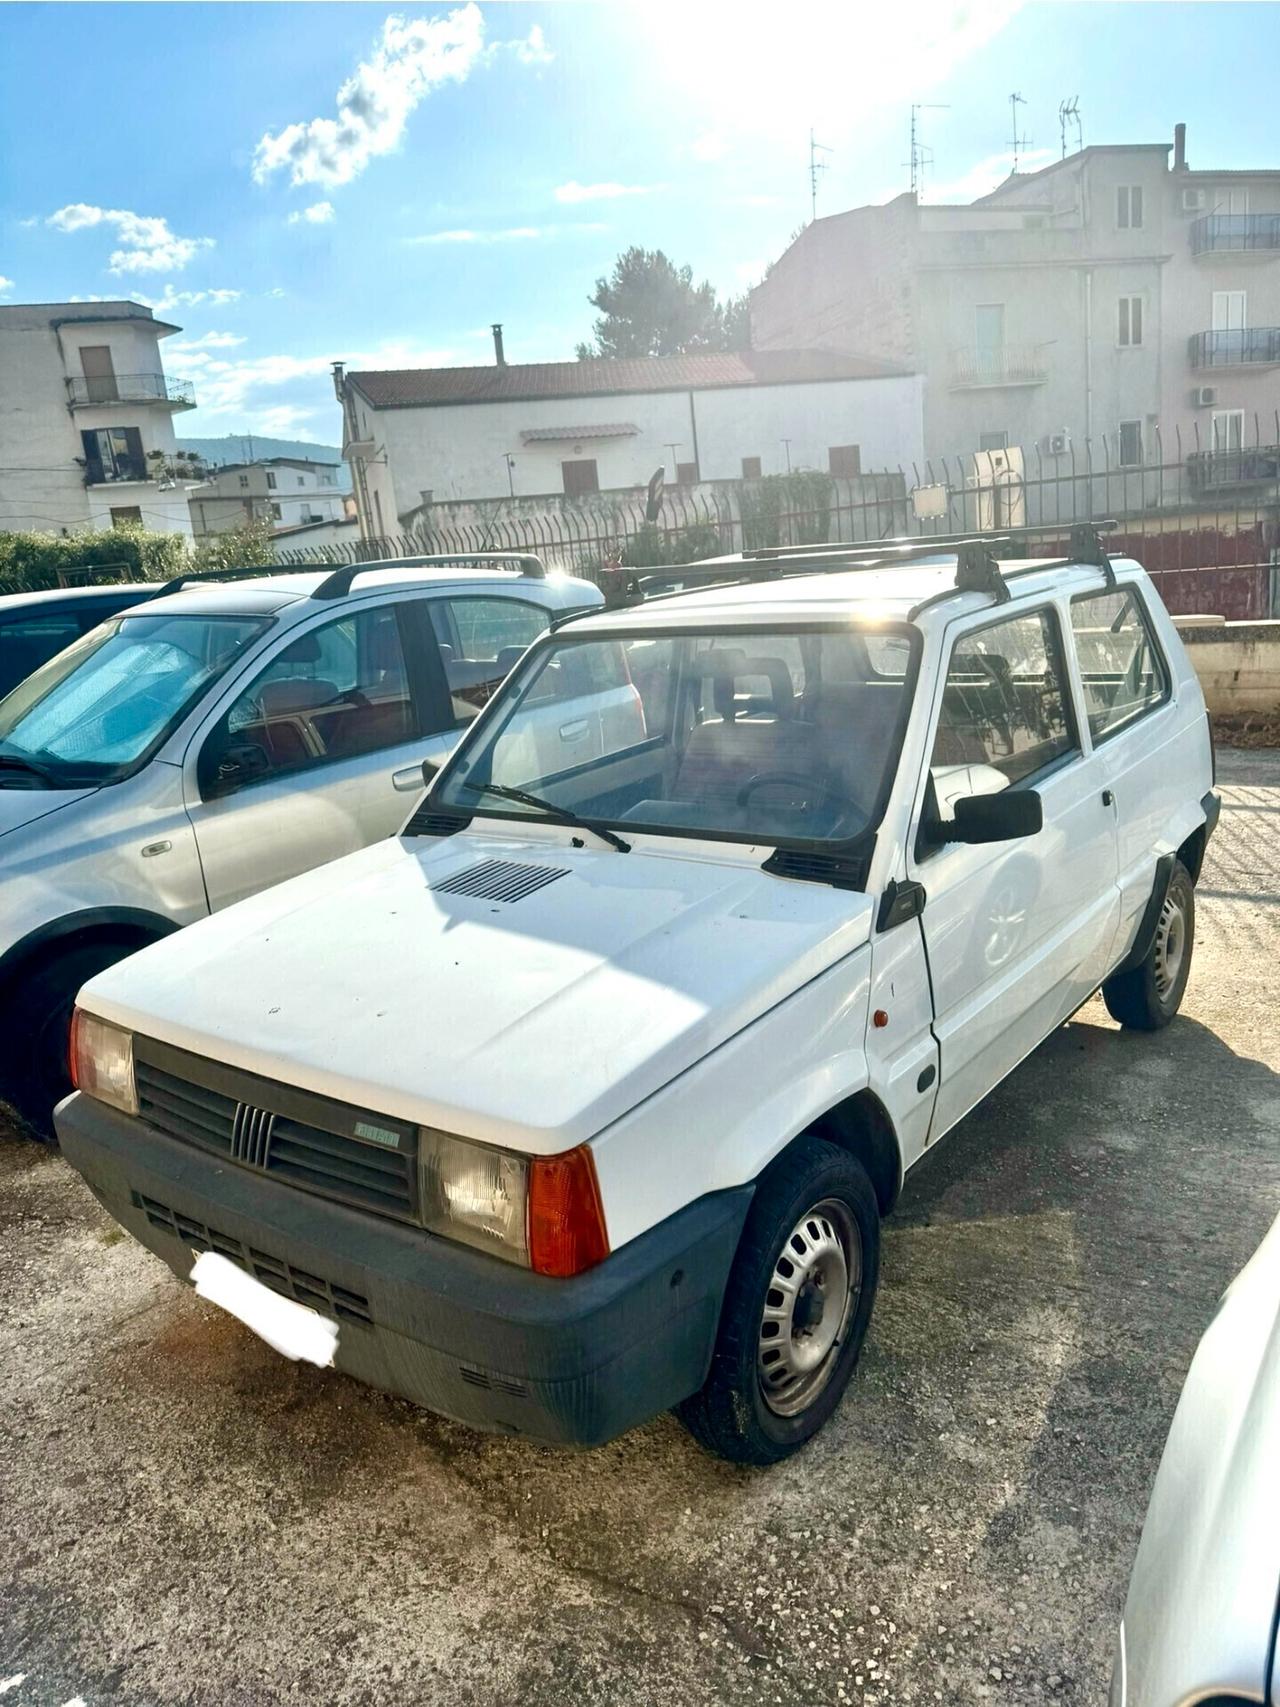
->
1188, 328, 1280, 368
1190, 214, 1280, 257
1187, 445, 1280, 490
949, 345, 1049, 389
66, 373, 196, 409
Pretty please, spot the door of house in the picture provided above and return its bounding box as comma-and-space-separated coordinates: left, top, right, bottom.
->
80, 346, 118, 404
1212, 290, 1247, 331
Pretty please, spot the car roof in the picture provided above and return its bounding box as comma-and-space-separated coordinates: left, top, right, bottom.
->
139, 565, 588, 618
0, 582, 155, 615
566, 556, 1129, 634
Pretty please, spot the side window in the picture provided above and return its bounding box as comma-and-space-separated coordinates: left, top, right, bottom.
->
429, 597, 550, 726
0, 614, 83, 698
1070, 589, 1169, 742
201, 605, 415, 794
930, 609, 1076, 799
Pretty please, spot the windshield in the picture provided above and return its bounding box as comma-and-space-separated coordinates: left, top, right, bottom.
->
435, 626, 917, 847
0, 611, 270, 787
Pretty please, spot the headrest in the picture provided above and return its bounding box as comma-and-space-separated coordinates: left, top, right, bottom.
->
279, 630, 322, 666
738, 655, 795, 717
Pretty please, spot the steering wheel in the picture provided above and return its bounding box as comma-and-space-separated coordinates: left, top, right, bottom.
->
737, 772, 852, 813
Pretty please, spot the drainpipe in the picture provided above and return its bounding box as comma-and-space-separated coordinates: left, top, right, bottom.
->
1084, 269, 1094, 446
687, 391, 702, 480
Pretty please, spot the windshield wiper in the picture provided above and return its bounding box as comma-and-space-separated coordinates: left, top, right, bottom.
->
459, 780, 631, 853
0, 754, 61, 788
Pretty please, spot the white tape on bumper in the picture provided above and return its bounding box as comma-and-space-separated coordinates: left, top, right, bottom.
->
191, 1251, 338, 1368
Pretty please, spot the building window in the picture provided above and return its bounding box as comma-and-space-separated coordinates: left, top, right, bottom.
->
1118, 420, 1144, 466
676, 461, 699, 486
109, 506, 143, 528
562, 459, 600, 497
979, 431, 1010, 452
828, 445, 862, 477
1116, 185, 1144, 230
1212, 409, 1244, 454
81, 426, 145, 484
1118, 296, 1144, 347
741, 456, 762, 480
297, 476, 305, 487
269, 503, 282, 520
266, 471, 278, 490
80, 345, 119, 404
1212, 290, 1247, 332
238, 474, 249, 489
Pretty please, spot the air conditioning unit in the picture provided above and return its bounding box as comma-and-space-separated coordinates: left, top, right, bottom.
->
1048, 430, 1071, 456
1181, 187, 1207, 214
1193, 385, 1217, 408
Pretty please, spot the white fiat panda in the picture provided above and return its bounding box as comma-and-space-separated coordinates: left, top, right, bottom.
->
57, 530, 1219, 1465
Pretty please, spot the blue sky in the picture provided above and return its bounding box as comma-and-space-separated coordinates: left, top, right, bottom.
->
3, 1, 1278, 443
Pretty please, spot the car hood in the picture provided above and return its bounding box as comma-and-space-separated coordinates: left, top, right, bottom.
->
0, 782, 98, 840
81, 830, 876, 1151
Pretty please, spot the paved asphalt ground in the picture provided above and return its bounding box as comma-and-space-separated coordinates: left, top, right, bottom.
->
2, 750, 1278, 1707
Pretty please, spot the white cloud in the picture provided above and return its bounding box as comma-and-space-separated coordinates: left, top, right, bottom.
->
410, 226, 543, 244
924, 147, 1057, 204
46, 204, 214, 273
512, 23, 553, 65
252, 5, 487, 188
167, 331, 247, 353
0, 275, 13, 295
288, 200, 336, 226
554, 180, 658, 205
186, 338, 459, 432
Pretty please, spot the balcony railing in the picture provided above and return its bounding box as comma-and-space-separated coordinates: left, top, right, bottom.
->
1188, 328, 1280, 368
66, 373, 196, 408
1190, 214, 1280, 256
949, 345, 1049, 388
1187, 444, 1280, 489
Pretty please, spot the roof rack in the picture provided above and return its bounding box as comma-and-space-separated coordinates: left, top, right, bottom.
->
739, 519, 1119, 563
311, 552, 546, 599
152, 564, 281, 599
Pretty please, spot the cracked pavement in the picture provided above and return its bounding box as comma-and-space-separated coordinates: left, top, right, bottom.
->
2, 749, 1278, 1707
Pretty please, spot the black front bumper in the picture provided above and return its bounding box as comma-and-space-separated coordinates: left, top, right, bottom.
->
56, 1092, 753, 1448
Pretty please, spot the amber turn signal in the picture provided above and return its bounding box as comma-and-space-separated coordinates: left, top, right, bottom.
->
528, 1144, 610, 1277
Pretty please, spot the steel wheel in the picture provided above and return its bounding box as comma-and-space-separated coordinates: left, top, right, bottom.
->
757, 1198, 861, 1418
1153, 886, 1188, 1000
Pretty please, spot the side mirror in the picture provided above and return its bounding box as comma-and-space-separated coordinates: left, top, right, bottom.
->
421, 756, 441, 788
947, 788, 1043, 844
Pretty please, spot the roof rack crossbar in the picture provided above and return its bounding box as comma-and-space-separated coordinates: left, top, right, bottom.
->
311, 551, 546, 601
740, 519, 1118, 562
152, 564, 280, 598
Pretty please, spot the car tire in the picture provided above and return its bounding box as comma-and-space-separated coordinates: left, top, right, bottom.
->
677, 1136, 880, 1466
1102, 860, 1195, 1032
2, 941, 132, 1142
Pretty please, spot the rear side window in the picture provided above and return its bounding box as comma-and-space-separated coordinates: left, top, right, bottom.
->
1070, 590, 1169, 742
931, 608, 1077, 787
429, 596, 550, 725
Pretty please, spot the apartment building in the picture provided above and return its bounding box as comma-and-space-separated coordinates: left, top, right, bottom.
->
750, 123, 1280, 487
187, 457, 346, 537
0, 299, 196, 535
332, 335, 923, 538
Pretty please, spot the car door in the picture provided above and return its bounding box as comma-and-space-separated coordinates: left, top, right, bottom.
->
185, 598, 444, 911
908, 603, 1120, 1141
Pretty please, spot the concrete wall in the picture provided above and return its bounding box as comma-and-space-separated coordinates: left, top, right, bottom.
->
354, 372, 925, 526
1175, 617, 1280, 713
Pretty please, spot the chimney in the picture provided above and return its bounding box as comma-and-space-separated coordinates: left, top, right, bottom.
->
492, 323, 506, 367
1174, 123, 1187, 171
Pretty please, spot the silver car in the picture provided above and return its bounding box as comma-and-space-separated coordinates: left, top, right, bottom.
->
0, 555, 605, 1133
1111, 1210, 1280, 1706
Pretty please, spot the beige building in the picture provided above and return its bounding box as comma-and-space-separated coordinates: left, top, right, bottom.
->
188, 456, 346, 537
0, 299, 197, 535
750, 124, 1280, 487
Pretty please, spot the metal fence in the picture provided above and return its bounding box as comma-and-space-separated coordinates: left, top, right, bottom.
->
277, 422, 1280, 621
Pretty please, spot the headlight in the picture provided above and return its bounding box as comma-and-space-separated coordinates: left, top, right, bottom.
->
69, 1009, 138, 1116
418, 1129, 609, 1277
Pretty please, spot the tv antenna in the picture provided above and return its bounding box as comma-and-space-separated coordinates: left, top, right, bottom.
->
809, 128, 832, 221
1008, 92, 1029, 174
1058, 97, 1082, 159
907, 103, 949, 197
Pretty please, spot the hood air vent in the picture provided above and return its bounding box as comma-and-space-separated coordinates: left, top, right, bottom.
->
430, 859, 569, 903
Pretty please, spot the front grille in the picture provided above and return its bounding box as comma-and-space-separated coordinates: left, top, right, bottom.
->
430, 858, 568, 902
132, 1192, 373, 1326
134, 1047, 418, 1225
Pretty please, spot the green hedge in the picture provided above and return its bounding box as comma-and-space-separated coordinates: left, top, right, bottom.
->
0, 517, 276, 597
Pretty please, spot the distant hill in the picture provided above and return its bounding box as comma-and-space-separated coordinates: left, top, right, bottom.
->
176, 435, 352, 490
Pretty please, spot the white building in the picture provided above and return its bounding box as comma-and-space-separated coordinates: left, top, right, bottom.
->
188, 457, 346, 537
750, 123, 1280, 480
0, 299, 197, 535
333, 339, 924, 540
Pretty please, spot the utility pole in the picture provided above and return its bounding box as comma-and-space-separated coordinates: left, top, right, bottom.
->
808, 129, 832, 222
503, 453, 516, 497
1008, 92, 1029, 175
1058, 97, 1082, 159
907, 103, 948, 197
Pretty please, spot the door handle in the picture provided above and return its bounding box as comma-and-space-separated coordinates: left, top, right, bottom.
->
559, 719, 590, 742
392, 765, 425, 792
1101, 789, 1114, 807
